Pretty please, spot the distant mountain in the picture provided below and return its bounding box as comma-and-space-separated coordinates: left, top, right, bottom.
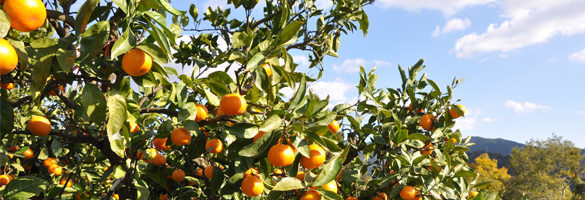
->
468, 136, 525, 155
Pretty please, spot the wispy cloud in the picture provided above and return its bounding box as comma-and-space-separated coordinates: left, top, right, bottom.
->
569, 49, 585, 64
332, 58, 391, 73
432, 18, 472, 37
505, 100, 551, 114
576, 111, 585, 114
375, 0, 494, 17
455, 0, 585, 58
481, 117, 500, 122
453, 108, 480, 131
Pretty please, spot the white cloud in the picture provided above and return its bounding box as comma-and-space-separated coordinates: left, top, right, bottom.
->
292, 55, 311, 71
455, 0, 585, 58
481, 117, 500, 122
569, 49, 585, 64
505, 100, 551, 114
309, 78, 356, 104
576, 111, 585, 114
375, 0, 494, 17
315, 0, 333, 10
332, 58, 391, 73
453, 108, 480, 131
432, 18, 472, 37
203, 0, 230, 9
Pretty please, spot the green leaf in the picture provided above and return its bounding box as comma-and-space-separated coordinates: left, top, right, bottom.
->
189, 4, 199, 20
178, 102, 197, 122
55, 49, 75, 72
210, 167, 224, 193
111, 0, 127, 14
358, 11, 369, 36
239, 129, 282, 157
225, 123, 258, 139
408, 133, 430, 141
245, 52, 266, 72
111, 28, 136, 59
106, 90, 127, 158
3, 176, 48, 200
0, 97, 15, 134
50, 140, 63, 157
289, 75, 306, 109
279, 21, 302, 45
203, 88, 220, 106
313, 158, 342, 186
136, 43, 169, 64
259, 115, 282, 133
0, 10, 10, 38
454, 170, 477, 177
272, 177, 305, 191
80, 21, 110, 65
316, 189, 343, 200
232, 32, 250, 48
145, 20, 171, 60
155, 0, 186, 16
220, 173, 245, 195
30, 55, 52, 103
75, 0, 100, 33
82, 84, 107, 123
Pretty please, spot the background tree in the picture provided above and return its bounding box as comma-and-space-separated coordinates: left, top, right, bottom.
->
0, 0, 481, 199
469, 153, 511, 199
504, 134, 585, 200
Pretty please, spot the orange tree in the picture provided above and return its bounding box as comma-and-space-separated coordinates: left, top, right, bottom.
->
0, 0, 483, 199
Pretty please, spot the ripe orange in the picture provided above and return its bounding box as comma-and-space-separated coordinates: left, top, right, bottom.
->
217, 107, 224, 116
172, 169, 185, 182
129, 122, 140, 133
48, 165, 62, 176
346, 197, 358, 200
300, 190, 321, 200
0, 175, 11, 185
272, 169, 283, 178
335, 170, 342, 180
7, 146, 19, 152
28, 116, 51, 137
122, 48, 152, 76
241, 176, 264, 197
113, 194, 119, 199
244, 168, 260, 178
261, 63, 272, 77
152, 154, 166, 166
322, 180, 338, 193
153, 138, 170, 151
253, 131, 265, 142
267, 144, 295, 167
43, 157, 57, 168
447, 137, 457, 144
328, 121, 340, 133
412, 190, 422, 200
469, 191, 478, 198
296, 172, 306, 181
195, 168, 204, 176
205, 139, 223, 154
3, 0, 46, 32
204, 166, 214, 179
0, 40, 18, 76
171, 127, 191, 146
421, 142, 434, 156
449, 104, 466, 119
400, 186, 417, 200
1, 82, 15, 90
420, 114, 435, 131
408, 103, 424, 113
373, 192, 388, 200
300, 144, 326, 169
159, 194, 169, 200
60, 178, 73, 187
195, 104, 208, 122
23, 148, 34, 159
219, 94, 247, 116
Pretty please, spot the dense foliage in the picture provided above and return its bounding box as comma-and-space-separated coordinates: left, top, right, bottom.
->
0, 0, 482, 199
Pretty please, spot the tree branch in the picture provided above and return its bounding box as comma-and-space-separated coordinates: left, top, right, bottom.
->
250, 9, 282, 30
46, 10, 76, 29
139, 107, 179, 116
138, 86, 165, 107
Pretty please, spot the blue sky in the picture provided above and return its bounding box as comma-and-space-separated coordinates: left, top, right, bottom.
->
71, 0, 585, 147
